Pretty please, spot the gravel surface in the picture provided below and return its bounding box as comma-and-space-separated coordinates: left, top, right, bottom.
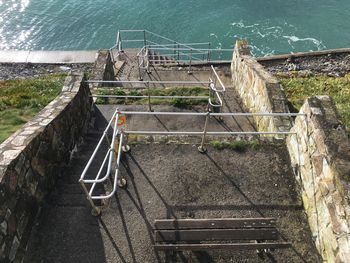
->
0, 63, 94, 80
25, 140, 322, 263
260, 53, 350, 77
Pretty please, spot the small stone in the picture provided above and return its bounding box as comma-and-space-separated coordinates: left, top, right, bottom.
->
311, 154, 324, 176
14, 154, 26, 175
8, 213, 17, 236
0, 150, 21, 165
11, 136, 26, 146
8, 170, 18, 192
0, 221, 7, 235
59, 66, 71, 71
310, 107, 322, 115
319, 179, 334, 197
327, 202, 345, 235
9, 236, 20, 261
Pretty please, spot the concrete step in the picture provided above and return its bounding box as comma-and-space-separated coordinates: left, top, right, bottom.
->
55, 182, 83, 194
24, 206, 105, 263
47, 193, 87, 207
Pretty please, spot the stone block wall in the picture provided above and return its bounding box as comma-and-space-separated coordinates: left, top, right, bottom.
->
0, 73, 92, 262
287, 96, 350, 262
231, 40, 292, 134
90, 49, 115, 88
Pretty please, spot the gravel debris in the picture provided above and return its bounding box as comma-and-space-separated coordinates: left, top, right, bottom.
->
0, 63, 94, 80
259, 53, 350, 77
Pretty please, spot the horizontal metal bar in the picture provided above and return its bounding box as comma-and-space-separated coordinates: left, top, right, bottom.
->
123, 131, 296, 135
87, 80, 210, 85
118, 111, 306, 117
152, 52, 207, 58
149, 47, 234, 52
91, 95, 208, 99
122, 39, 145, 43
119, 29, 145, 32
153, 52, 207, 57
148, 42, 210, 47
149, 57, 203, 62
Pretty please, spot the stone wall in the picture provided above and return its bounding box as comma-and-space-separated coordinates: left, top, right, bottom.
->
0, 73, 92, 262
90, 49, 115, 88
231, 40, 292, 134
287, 96, 350, 262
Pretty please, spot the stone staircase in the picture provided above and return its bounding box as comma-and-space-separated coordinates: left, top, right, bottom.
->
148, 49, 176, 65
24, 130, 107, 262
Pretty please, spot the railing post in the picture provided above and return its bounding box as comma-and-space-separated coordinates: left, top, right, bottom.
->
138, 56, 143, 81
177, 43, 180, 61
198, 111, 210, 153
143, 30, 147, 47
147, 81, 152, 112
208, 43, 211, 62
146, 48, 151, 74
119, 33, 123, 51
121, 129, 131, 153
80, 181, 101, 216
188, 48, 192, 74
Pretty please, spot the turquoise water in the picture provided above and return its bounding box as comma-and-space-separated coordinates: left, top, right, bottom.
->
0, 0, 350, 56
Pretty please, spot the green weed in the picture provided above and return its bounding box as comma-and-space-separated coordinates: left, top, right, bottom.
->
0, 74, 66, 143
278, 74, 350, 135
210, 140, 260, 152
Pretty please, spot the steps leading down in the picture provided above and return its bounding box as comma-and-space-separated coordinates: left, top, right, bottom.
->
24, 131, 107, 263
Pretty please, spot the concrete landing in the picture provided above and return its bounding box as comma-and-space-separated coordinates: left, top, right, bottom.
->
0, 50, 97, 63
97, 104, 256, 137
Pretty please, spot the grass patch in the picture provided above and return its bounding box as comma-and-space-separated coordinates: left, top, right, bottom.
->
94, 86, 209, 107
0, 74, 66, 143
210, 140, 260, 152
278, 74, 350, 134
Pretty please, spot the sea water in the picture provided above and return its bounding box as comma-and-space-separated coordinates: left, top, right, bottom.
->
0, 0, 349, 56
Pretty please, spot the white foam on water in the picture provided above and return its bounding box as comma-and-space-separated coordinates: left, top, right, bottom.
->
226, 20, 328, 56
282, 35, 325, 50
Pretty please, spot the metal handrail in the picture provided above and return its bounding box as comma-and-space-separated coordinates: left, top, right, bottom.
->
88, 68, 225, 110
110, 29, 235, 78
79, 109, 126, 212
116, 29, 205, 53
90, 132, 124, 200
208, 66, 226, 108
117, 111, 305, 117
86, 80, 210, 85
92, 95, 209, 99
80, 110, 119, 185
148, 42, 210, 47
79, 108, 304, 210
79, 108, 118, 182
210, 65, 226, 92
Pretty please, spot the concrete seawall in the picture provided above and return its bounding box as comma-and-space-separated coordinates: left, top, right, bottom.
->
0, 50, 98, 64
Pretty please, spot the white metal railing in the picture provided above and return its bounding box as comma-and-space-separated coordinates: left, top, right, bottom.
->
79, 109, 127, 214
110, 29, 234, 79
87, 66, 226, 112
79, 109, 305, 212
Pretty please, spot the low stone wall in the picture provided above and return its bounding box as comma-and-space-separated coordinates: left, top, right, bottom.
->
90, 49, 115, 88
0, 73, 92, 262
287, 96, 350, 262
231, 40, 291, 133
